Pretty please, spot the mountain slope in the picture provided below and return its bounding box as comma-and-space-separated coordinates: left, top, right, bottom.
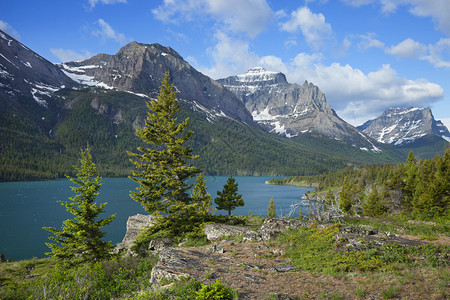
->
357, 107, 450, 158
59, 42, 253, 124
0, 30, 77, 111
218, 67, 381, 152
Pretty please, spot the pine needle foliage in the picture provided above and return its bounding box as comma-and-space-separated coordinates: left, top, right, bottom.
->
128, 72, 201, 214
267, 197, 276, 218
215, 176, 244, 216
192, 173, 212, 214
43, 146, 115, 264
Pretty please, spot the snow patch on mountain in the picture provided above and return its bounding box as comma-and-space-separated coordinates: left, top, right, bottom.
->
358, 107, 450, 146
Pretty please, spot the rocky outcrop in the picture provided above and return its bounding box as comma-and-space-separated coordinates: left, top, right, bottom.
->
358, 107, 450, 145
115, 214, 158, 254
204, 223, 255, 241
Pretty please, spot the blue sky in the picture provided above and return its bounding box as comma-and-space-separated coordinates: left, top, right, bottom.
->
1, 0, 450, 127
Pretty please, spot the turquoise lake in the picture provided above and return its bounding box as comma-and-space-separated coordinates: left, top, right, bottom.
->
0, 176, 311, 260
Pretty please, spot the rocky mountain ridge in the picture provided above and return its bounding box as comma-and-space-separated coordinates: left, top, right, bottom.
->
218, 67, 381, 152
0, 30, 78, 111
59, 42, 254, 124
358, 107, 450, 146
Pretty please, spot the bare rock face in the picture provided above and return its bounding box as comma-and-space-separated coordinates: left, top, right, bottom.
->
60, 42, 254, 124
218, 67, 380, 151
358, 107, 450, 145
115, 214, 158, 253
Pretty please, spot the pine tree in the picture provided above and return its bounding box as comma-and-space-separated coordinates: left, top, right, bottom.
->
192, 173, 212, 214
215, 176, 244, 216
267, 197, 276, 218
403, 150, 418, 210
43, 147, 115, 263
338, 177, 354, 214
363, 187, 388, 217
128, 72, 201, 215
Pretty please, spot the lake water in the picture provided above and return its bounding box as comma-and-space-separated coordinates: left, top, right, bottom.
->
0, 176, 310, 260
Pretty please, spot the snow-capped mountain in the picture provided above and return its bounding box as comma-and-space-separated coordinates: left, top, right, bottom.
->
59, 42, 253, 124
0, 30, 78, 110
218, 67, 381, 151
357, 107, 450, 145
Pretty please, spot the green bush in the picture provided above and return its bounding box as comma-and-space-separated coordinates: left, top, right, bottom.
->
196, 279, 236, 300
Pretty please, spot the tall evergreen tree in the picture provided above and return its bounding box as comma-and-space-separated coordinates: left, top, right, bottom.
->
43, 147, 115, 263
215, 176, 244, 216
338, 177, 354, 214
267, 197, 276, 218
192, 173, 212, 214
363, 187, 388, 217
403, 150, 418, 210
128, 72, 201, 215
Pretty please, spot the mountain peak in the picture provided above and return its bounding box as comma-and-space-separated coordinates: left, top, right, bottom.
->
358, 106, 450, 145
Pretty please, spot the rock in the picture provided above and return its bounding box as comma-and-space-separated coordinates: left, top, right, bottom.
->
207, 244, 225, 254
257, 218, 306, 241
272, 265, 296, 272
115, 214, 158, 254
150, 247, 205, 286
148, 238, 173, 252
204, 223, 255, 241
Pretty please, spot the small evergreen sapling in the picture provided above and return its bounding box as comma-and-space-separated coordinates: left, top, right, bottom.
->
214, 176, 244, 217
192, 173, 212, 214
267, 197, 276, 218
43, 147, 115, 263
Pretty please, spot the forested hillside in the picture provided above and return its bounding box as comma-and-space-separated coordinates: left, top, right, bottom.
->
270, 144, 450, 219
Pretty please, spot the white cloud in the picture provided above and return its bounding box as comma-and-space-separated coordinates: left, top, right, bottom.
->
92, 19, 129, 44
340, 0, 450, 35
0, 20, 20, 40
386, 38, 427, 58
50, 48, 93, 63
424, 38, 450, 68
88, 0, 126, 9
152, 0, 273, 38
197, 31, 260, 79
280, 6, 333, 49
358, 33, 385, 50
407, 0, 450, 36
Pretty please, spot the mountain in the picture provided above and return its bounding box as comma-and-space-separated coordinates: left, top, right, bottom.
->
357, 107, 450, 158
218, 67, 381, 152
0, 35, 403, 181
59, 42, 253, 124
0, 30, 78, 111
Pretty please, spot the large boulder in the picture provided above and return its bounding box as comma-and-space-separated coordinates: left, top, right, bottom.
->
115, 214, 158, 253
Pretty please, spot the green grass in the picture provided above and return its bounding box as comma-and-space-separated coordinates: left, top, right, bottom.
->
277, 223, 449, 276
0, 255, 157, 299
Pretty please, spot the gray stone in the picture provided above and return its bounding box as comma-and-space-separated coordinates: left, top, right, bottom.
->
204, 223, 255, 241
148, 238, 173, 252
115, 214, 158, 254
272, 265, 296, 272
207, 244, 225, 253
